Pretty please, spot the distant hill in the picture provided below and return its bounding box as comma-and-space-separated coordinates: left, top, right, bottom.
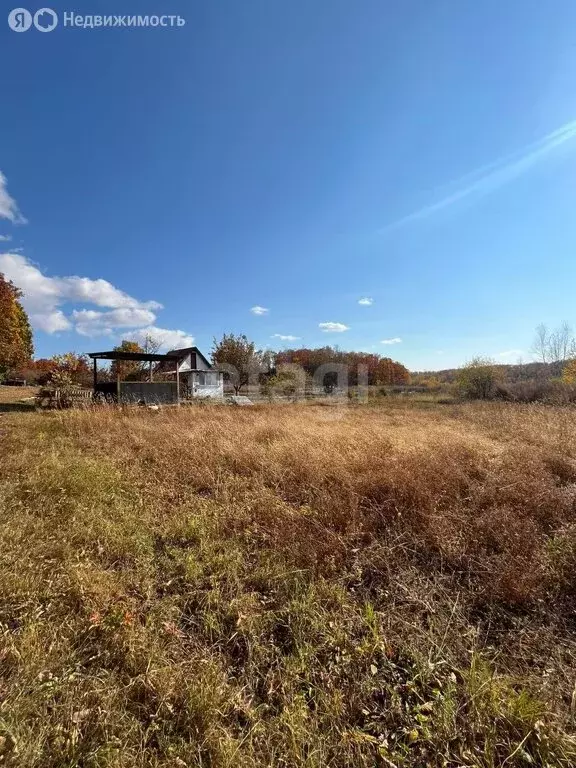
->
413, 360, 565, 384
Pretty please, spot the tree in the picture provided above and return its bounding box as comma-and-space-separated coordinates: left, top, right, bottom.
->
51, 353, 92, 386
0, 273, 33, 376
274, 346, 410, 386
549, 322, 575, 363
211, 333, 265, 394
140, 333, 162, 355
532, 323, 549, 364
32, 358, 58, 384
111, 340, 145, 381
457, 357, 498, 400
532, 322, 576, 365
260, 370, 299, 400
562, 359, 576, 385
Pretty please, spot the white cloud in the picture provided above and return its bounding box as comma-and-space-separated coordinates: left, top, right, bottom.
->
72, 308, 158, 336
381, 337, 402, 345
33, 310, 72, 334
125, 326, 195, 350
358, 297, 373, 306
62, 278, 161, 311
271, 334, 300, 341
0, 234, 12, 242
0, 171, 26, 224
319, 322, 350, 333
250, 305, 269, 315
0, 252, 166, 337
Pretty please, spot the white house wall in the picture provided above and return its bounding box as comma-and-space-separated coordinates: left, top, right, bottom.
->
195, 354, 211, 371
177, 352, 211, 372
177, 353, 192, 373
182, 371, 224, 399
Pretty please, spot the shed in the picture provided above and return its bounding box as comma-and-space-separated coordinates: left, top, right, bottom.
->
88, 347, 224, 404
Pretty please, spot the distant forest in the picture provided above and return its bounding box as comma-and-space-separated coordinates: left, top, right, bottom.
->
413, 360, 565, 385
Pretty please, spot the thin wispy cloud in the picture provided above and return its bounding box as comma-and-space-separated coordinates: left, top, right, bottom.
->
381, 118, 576, 231
319, 322, 349, 333
0, 234, 11, 242
358, 297, 373, 306
250, 305, 269, 315
381, 337, 402, 345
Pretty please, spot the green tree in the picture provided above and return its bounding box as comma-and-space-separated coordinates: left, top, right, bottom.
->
0, 273, 33, 376
260, 370, 299, 400
211, 333, 265, 394
457, 357, 498, 400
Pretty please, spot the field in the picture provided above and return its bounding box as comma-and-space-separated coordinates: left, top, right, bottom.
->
1, 401, 576, 766
0, 384, 38, 406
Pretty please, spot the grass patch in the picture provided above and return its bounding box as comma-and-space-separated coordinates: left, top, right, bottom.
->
1, 403, 576, 766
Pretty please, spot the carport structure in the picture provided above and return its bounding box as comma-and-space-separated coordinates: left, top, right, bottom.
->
88, 350, 184, 405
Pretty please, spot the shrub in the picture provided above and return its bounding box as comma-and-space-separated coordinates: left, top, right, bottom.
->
457, 357, 498, 399
495, 380, 576, 404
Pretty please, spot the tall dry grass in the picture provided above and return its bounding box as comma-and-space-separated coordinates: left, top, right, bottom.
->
1, 401, 576, 766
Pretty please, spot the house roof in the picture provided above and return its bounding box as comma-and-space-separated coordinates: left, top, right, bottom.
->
167, 346, 213, 369
88, 346, 213, 366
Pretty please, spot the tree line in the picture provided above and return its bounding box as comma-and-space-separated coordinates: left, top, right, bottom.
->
274, 346, 410, 386
211, 336, 410, 394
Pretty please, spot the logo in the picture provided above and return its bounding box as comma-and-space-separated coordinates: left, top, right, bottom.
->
8, 8, 32, 31
34, 8, 57, 31
7, 7, 58, 32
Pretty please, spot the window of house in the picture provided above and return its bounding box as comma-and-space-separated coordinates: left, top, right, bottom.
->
196, 372, 218, 386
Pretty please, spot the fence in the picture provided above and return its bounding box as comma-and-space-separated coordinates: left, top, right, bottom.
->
95, 381, 179, 404
36, 388, 94, 409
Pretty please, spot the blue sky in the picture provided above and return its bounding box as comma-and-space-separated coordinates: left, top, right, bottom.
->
2, 0, 576, 370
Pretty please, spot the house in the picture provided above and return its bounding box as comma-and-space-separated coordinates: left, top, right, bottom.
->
88, 346, 224, 404
158, 347, 224, 399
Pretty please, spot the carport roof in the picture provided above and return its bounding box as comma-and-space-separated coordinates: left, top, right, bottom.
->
87, 351, 182, 363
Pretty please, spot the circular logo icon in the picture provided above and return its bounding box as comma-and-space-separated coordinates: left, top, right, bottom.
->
33, 7, 57, 32
8, 8, 32, 31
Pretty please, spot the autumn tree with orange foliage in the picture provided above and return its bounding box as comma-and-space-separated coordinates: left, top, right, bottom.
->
274, 347, 409, 386
0, 272, 33, 377
110, 340, 146, 381
562, 359, 576, 385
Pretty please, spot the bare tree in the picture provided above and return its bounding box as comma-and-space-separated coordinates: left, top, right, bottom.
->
531, 323, 549, 364
549, 322, 574, 363
532, 322, 576, 364
141, 333, 162, 355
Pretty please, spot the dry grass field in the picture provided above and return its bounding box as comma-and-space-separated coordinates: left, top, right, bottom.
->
0, 385, 38, 405
2, 401, 576, 766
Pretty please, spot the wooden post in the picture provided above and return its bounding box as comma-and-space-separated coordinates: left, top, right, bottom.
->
176, 359, 180, 405
149, 360, 153, 382
93, 358, 97, 393
116, 370, 121, 405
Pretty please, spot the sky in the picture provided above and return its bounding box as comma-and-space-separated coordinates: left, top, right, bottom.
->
2, 0, 576, 371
